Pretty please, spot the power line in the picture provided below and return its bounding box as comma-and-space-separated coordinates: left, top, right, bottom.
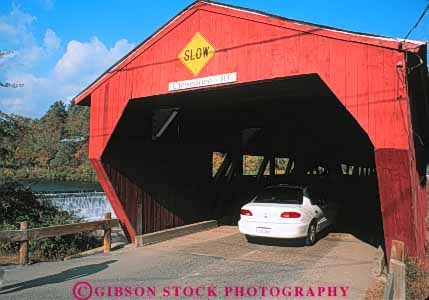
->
404, 1, 429, 40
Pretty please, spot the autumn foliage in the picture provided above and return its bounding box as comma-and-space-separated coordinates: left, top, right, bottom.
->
0, 101, 95, 182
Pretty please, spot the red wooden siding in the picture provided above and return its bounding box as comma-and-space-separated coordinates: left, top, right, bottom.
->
103, 161, 187, 235
375, 149, 427, 259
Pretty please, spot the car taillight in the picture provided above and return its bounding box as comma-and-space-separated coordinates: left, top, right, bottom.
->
280, 211, 301, 218
240, 209, 253, 216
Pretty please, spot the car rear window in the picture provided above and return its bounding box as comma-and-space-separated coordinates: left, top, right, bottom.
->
253, 187, 303, 204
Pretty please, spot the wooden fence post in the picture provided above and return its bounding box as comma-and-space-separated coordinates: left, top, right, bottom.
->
383, 273, 394, 300
386, 240, 405, 300
103, 212, 111, 253
391, 240, 405, 262
390, 259, 406, 300
19, 221, 28, 265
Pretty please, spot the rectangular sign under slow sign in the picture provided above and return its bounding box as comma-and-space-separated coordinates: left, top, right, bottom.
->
168, 72, 237, 91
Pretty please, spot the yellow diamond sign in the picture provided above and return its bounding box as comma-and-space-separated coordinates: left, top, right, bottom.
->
178, 32, 215, 76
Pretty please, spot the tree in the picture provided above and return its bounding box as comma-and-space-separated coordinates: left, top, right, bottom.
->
50, 141, 76, 169
35, 101, 67, 168
0, 112, 16, 161
0, 101, 96, 182
64, 101, 89, 138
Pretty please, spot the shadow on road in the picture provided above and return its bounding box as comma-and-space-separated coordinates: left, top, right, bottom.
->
0, 260, 117, 295
246, 226, 332, 247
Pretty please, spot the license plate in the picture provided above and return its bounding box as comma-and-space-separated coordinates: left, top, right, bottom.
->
256, 227, 271, 234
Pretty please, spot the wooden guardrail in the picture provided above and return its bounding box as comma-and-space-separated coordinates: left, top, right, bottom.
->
384, 240, 406, 300
0, 212, 118, 264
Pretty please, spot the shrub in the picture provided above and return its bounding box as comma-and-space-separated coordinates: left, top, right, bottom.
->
0, 180, 101, 261
406, 256, 429, 300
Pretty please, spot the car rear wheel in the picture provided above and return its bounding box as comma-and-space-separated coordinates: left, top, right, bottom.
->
245, 235, 256, 243
305, 221, 317, 246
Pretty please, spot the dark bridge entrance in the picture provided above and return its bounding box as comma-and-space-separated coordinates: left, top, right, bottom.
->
102, 75, 382, 246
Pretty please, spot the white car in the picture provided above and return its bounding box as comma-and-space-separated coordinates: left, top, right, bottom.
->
238, 184, 336, 245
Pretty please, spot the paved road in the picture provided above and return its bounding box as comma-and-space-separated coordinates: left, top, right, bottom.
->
0, 226, 379, 300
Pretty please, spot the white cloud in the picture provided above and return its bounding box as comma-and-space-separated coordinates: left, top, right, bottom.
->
0, 21, 19, 39
0, 37, 135, 117
0, 4, 37, 47
0, 4, 51, 71
54, 38, 133, 81
44, 28, 60, 52
1, 73, 51, 115
0, 4, 135, 117
51, 37, 134, 100
0, 97, 28, 114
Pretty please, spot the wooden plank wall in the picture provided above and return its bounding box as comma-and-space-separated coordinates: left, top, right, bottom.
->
103, 162, 188, 235
375, 149, 427, 259
102, 143, 214, 236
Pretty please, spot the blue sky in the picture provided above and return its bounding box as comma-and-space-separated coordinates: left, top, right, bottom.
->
1, 0, 428, 117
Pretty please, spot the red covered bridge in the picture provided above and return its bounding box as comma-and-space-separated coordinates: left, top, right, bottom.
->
74, 1, 429, 260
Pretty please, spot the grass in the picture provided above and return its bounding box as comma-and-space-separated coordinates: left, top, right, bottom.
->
405, 255, 429, 300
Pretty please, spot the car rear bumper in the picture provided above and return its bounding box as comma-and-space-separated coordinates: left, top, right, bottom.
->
238, 219, 309, 239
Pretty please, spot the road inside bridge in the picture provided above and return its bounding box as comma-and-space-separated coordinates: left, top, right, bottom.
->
0, 226, 379, 300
